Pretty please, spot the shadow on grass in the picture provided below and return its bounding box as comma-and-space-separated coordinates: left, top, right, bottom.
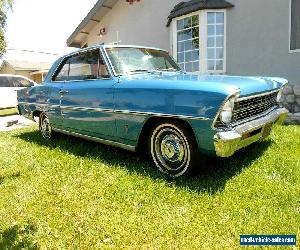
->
0, 172, 21, 185
15, 130, 271, 194
0, 223, 38, 250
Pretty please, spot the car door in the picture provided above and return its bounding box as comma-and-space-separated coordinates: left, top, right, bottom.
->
43, 60, 71, 128
59, 49, 116, 140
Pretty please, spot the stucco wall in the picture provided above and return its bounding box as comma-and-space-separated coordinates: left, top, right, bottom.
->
85, 0, 300, 86
86, 0, 181, 51
227, 0, 300, 84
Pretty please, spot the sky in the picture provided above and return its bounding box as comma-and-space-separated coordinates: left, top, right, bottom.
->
4, 0, 97, 63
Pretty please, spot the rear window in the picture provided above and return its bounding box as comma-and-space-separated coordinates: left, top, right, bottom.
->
0, 77, 13, 87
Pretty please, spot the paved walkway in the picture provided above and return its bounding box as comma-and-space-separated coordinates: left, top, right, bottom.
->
0, 115, 36, 131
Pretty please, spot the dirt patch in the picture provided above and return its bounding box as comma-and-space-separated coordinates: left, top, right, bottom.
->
0, 115, 36, 131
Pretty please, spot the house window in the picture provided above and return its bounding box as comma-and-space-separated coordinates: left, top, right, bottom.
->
176, 15, 200, 72
290, 0, 300, 51
173, 10, 226, 73
207, 12, 225, 71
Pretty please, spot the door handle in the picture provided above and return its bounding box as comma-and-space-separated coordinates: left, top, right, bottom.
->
59, 89, 69, 95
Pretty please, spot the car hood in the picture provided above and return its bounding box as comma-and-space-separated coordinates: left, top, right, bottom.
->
120, 73, 287, 97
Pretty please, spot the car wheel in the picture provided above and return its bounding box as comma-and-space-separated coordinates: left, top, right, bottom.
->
40, 113, 53, 140
149, 121, 197, 177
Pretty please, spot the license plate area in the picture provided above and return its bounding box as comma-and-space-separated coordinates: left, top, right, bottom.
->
241, 128, 263, 140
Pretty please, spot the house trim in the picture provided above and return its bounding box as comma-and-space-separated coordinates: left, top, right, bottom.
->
289, 0, 300, 53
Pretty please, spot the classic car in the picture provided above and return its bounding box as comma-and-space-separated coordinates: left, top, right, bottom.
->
17, 45, 288, 177
0, 74, 36, 109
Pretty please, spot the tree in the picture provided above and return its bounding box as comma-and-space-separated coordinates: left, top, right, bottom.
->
0, 0, 13, 57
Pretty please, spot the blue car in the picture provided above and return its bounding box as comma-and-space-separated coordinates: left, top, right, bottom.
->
17, 45, 288, 177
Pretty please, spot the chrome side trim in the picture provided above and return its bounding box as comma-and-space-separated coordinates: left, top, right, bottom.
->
53, 128, 136, 152
61, 106, 209, 120
114, 109, 209, 120
18, 102, 60, 109
60, 105, 113, 113
18, 102, 210, 121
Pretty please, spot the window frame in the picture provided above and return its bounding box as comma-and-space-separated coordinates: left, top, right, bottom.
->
51, 48, 111, 82
289, 0, 300, 53
171, 9, 227, 74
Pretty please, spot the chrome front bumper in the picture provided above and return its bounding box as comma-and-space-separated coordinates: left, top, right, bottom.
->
214, 108, 288, 157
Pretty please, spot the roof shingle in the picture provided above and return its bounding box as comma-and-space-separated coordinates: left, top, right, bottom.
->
167, 0, 234, 26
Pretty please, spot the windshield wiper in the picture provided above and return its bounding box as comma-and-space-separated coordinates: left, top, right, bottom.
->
155, 68, 180, 72
129, 69, 151, 73
128, 68, 181, 74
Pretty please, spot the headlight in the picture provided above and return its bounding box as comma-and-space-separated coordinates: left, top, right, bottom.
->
220, 96, 236, 124
277, 88, 284, 103
277, 90, 282, 103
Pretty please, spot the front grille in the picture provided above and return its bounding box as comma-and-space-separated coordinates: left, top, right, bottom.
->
215, 91, 279, 128
232, 91, 278, 122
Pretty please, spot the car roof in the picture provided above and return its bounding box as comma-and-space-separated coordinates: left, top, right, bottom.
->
62, 44, 169, 58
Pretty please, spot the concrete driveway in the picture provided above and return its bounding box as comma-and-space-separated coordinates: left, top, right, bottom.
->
0, 115, 36, 131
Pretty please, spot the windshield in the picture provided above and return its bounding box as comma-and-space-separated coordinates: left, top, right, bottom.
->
105, 47, 181, 75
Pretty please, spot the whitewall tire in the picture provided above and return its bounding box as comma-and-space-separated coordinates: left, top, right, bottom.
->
39, 113, 53, 140
149, 121, 197, 177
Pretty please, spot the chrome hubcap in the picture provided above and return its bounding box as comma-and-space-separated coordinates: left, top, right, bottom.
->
154, 127, 188, 172
161, 135, 184, 163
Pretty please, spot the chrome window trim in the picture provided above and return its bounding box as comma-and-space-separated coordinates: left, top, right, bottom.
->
51, 57, 70, 82
52, 128, 136, 152
101, 47, 118, 77
51, 48, 113, 82
18, 102, 209, 121
102, 46, 180, 77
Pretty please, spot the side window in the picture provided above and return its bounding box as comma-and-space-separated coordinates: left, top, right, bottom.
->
52, 49, 110, 82
69, 50, 99, 81
54, 59, 70, 81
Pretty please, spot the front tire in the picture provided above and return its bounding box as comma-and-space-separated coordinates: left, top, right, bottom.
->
149, 121, 198, 177
39, 113, 53, 140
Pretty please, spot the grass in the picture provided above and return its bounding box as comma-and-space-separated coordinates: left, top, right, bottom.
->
0, 125, 299, 249
0, 108, 18, 117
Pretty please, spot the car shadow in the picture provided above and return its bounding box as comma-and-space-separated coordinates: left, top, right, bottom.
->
14, 130, 271, 195
0, 223, 38, 250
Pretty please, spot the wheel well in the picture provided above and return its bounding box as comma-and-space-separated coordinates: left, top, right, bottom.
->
137, 116, 196, 153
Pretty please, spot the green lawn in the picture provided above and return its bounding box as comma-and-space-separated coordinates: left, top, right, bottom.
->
0, 125, 299, 249
0, 108, 18, 117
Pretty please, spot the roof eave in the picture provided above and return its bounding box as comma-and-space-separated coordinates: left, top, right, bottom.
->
166, 0, 234, 27
67, 0, 105, 47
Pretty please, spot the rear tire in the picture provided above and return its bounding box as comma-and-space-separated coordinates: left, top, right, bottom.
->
148, 121, 198, 177
39, 113, 54, 140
